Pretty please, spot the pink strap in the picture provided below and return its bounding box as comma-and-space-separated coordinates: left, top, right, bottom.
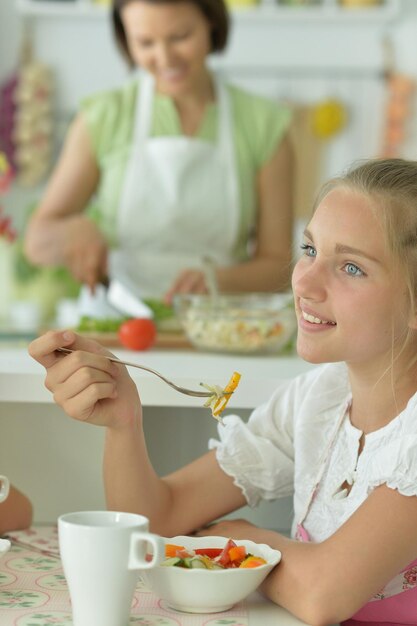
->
295, 523, 310, 543
345, 581, 417, 624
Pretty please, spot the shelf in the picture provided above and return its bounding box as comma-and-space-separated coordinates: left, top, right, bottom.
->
17, 0, 400, 22
17, 0, 109, 18
232, 0, 400, 23
233, 3, 400, 23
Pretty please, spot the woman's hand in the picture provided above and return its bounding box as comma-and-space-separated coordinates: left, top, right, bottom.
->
23, 113, 105, 291
61, 216, 108, 290
28, 330, 141, 430
164, 268, 208, 304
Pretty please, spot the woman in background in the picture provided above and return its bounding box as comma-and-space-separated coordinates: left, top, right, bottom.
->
24, 0, 293, 304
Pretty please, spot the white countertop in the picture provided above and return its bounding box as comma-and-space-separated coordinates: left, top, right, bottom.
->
0, 344, 315, 408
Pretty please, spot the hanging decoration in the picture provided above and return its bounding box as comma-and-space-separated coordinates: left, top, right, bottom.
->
13, 41, 54, 187
380, 36, 416, 158
0, 151, 18, 327
0, 74, 19, 174
310, 98, 348, 139
380, 74, 415, 157
1, 24, 55, 189
0, 152, 14, 196
0, 152, 16, 241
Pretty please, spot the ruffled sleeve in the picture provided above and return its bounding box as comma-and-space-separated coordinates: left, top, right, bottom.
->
367, 435, 417, 497
209, 378, 298, 507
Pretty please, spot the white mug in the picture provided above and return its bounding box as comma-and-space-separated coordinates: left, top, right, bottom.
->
58, 510, 164, 626
0, 475, 10, 503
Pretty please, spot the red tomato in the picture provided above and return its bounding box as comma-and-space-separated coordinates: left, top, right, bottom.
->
194, 548, 223, 559
118, 318, 157, 351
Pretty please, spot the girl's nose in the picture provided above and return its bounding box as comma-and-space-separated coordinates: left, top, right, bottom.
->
292, 258, 327, 302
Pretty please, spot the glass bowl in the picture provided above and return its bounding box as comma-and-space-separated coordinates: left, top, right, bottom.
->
143, 535, 281, 613
174, 293, 297, 354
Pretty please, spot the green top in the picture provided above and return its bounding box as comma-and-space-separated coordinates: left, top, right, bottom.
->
81, 78, 292, 261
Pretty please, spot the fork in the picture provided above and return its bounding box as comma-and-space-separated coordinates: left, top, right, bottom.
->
56, 347, 228, 399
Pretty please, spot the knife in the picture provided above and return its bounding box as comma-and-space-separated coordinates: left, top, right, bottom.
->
106, 277, 154, 319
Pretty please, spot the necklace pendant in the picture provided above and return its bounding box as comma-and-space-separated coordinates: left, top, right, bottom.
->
332, 487, 349, 500
333, 469, 358, 499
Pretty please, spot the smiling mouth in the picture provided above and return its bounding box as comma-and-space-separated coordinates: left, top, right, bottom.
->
301, 311, 336, 326
159, 68, 186, 81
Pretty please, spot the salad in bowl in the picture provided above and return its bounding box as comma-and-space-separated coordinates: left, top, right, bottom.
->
142, 535, 281, 613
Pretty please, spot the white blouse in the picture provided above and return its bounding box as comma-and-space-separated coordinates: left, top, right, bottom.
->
209, 362, 417, 542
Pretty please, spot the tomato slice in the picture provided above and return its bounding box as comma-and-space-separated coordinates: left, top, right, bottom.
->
217, 538, 237, 567
194, 548, 223, 559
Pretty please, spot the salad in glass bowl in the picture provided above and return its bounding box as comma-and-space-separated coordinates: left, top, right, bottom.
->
174, 292, 296, 355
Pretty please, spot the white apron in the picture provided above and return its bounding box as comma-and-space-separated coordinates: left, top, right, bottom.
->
109, 72, 240, 298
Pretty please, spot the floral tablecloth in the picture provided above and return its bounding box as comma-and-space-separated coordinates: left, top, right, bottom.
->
0, 527, 248, 626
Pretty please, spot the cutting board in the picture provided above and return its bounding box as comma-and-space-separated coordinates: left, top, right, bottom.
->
78, 330, 194, 350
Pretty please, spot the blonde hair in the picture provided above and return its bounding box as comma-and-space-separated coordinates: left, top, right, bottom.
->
315, 157, 417, 366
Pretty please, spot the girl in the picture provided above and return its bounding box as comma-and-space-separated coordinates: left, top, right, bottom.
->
29, 158, 417, 626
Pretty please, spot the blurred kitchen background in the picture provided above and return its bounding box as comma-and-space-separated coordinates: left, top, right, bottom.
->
0, 0, 416, 529
1, 0, 417, 332
0, 0, 417, 331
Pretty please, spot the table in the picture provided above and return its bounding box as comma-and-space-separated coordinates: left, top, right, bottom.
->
0, 527, 310, 626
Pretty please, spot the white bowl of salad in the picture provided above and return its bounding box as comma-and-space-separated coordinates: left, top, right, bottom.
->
174, 293, 296, 354
142, 535, 281, 613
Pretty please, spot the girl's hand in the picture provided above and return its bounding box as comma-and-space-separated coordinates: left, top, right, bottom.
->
28, 330, 141, 430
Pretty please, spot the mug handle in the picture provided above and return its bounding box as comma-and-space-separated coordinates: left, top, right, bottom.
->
0, 475, 10, 503
128, 532, 164, 570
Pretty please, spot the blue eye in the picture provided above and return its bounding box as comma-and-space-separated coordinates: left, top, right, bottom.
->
345, 263, 364, 277
300, 243, 317, 257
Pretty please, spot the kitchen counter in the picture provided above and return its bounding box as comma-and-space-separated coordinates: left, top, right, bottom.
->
0, 344, 315, 408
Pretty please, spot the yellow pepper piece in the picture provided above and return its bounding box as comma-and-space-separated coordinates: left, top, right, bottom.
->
239, 555, 267, 568
212, 371, 241, 417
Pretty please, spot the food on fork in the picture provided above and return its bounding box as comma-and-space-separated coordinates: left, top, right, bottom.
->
201, 371, 241, 421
